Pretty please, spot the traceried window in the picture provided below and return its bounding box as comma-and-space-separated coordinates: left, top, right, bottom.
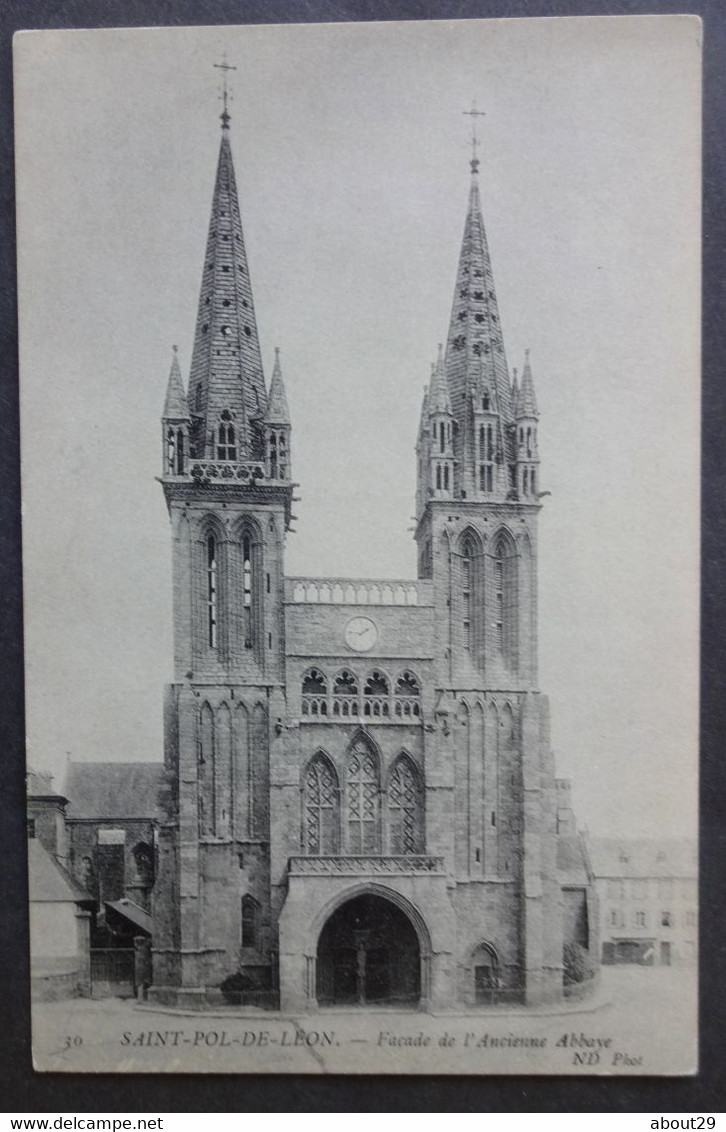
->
394, 671, 421, 718
301, 669, 327, 717
388, 754, 423, 854
303, 753, 339, 855
241, 895, 260, 949
363, 671, 389, 717
217, 410, 237, 461
332, 670, 358, 717
206, 535, 218, 649
347, 741, 380, 853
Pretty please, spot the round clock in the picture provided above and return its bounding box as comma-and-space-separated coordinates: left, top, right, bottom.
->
344, 616, 378, 653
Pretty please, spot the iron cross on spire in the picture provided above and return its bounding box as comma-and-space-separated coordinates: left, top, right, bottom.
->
214, 57, 237, 129
463, 101, 486, 173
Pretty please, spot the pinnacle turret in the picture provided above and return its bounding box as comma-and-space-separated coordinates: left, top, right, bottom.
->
264, 348, 291, 425
429, 343, 453, 416
163, 346, 190, 419
517, 349, 539, 419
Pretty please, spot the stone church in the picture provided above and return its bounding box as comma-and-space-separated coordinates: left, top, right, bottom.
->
150, 100, 597, 1011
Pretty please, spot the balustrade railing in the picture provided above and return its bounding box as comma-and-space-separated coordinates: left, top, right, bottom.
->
288, 855, 445, 876
286, 578, 425, 606
189, 460, 267, 484
302, 694, 421, 723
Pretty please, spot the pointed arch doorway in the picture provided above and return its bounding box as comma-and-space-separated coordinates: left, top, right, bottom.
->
316, 893, 421, 1007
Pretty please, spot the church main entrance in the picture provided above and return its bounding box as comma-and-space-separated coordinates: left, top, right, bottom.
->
316, 894, 421, 1007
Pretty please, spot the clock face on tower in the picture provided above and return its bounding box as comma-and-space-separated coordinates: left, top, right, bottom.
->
344, 616, 379, 653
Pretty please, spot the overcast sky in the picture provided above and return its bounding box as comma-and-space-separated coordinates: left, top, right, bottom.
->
15, 17, 700, 839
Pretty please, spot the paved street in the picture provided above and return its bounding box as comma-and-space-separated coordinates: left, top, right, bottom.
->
31, 966, 697, 1076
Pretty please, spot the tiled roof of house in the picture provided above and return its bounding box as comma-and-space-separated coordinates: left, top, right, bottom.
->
27, 766, 66, 800
587, 837, 697, 879
28, 838, 91, 903
64, 762, 163, 820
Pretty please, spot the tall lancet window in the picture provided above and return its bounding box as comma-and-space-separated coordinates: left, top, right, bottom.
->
243, 535, 253, 649
303, 753, 339, 855
347, 739, 380, 853
206, 535, 218, 649
493, 533, 518, 670
166, 428, 176, 474
269, 433, 278, 479
217, 410, 237, 461
461, 536, 474, 652
175, 429, 185, 475
479, 424, 494, 493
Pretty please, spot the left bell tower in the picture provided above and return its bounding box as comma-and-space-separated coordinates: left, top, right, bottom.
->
150, 92, 294, 1006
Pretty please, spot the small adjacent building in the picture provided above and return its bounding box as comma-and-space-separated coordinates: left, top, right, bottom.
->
64, 761, 163, 911
28, 832, 93, 1001
587, 838, 697, 967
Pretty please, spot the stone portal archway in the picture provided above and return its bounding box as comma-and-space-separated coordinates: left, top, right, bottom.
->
316, 893, 421, 1006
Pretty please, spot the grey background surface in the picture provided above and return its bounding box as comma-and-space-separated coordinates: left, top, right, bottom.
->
1, 0, 722, 1115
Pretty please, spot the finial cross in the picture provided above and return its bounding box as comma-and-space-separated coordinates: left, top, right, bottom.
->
463, 101, 486, 171
214, 57, 237, 126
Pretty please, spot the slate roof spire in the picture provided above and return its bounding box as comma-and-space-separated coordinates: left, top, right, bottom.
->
162, 345, 190, 419
445, 152, 512, 428
187, 110, 267, 460
264, 347, 291, 425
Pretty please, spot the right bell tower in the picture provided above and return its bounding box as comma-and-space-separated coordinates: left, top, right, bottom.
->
415, 142, 541, 691
414, 127, 565, 1006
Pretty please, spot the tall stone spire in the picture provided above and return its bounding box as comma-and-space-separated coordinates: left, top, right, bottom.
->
445, 156, 512, 428
187, 111, 266, 460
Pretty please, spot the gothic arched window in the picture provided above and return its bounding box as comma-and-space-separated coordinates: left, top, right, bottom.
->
206, 535, 218, 649
166, 428, 175, 474
241, 894, 260, 949
303, 753, 339, 855
347, 740, 380, 853
493, 533, 518, 670
175, 429, 185, 475
242, 535, 253, 649
269, 433, 278, 479
332, 670, 358, 717
394, 671, 421, 718
363, 670, 389, 717
217, 410, 237, 461
461, 535, 474, 652
301, 668, 327, 716
388, 754, 423, 854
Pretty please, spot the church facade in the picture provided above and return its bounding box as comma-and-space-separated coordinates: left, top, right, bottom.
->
150, 103, 597, 1011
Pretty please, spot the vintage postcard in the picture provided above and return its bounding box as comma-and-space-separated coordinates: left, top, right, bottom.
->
16, 17, 700, 1075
